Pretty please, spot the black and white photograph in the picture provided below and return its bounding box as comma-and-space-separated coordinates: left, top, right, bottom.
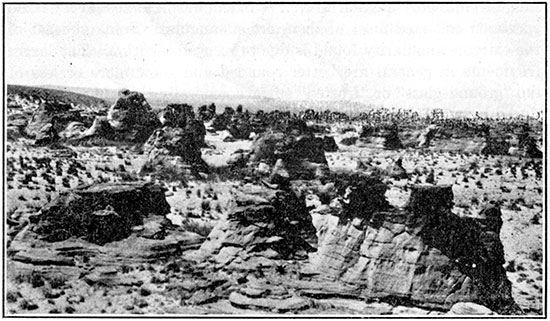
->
2, 2, 546, 317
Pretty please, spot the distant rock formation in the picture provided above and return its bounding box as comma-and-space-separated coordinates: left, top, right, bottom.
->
517, 123, 542, 158
141, 126, 208, 175
482, 137, 510, 156
25, 101, 85, 145
159, 103, 207, 147
59, 89, 161, 145
322, 136, 338, 152
385, 158, 409, 180
418, 124, 438, 148
106, 89, 161, 143
197, 103, 217, 122
384, 123, 403, 149
340, 136, 358, 146
140, 103, 208, 177
249, 127, 328, 180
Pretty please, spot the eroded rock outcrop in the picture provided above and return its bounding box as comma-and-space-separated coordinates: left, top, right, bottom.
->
418, 125, 438, 148
30, 181, 170, 244
322, 136, 338, 152
385, 158, 408, 180
197, 184, 317, 268
141, 126, 208, 175
249, 126, 328, 180
141, 104, 208, 177
25, 101, 88, 145
8, 181, 204, 289
106, 89, 161, 143
307, 183, 518, 314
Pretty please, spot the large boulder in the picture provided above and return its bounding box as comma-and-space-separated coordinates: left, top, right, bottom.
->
449, 302, 495, 315
8, 182, 205, 291
106, 89, 161, 143
29, 182, 170, 245
25, 101, 86, 145
322, 136, 338, 152
307, 184, 519, 314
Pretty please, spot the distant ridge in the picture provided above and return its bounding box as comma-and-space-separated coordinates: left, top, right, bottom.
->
40, 85, 374, 114
7, 84, 109, 108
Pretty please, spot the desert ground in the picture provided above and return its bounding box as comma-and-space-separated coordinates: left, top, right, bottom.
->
4, 85, 544, 316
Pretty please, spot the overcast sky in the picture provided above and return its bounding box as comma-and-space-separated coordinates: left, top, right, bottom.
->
5, 4, 545, 115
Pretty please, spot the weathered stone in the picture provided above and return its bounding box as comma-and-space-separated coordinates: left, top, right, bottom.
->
308, 182, 518, 314
25, 101, 82, 143
385, 158, 408, 179
405, 185, 454, 216
477, 206, 503, 234
198, 184, 317, 264
322, 136, 338, 152
249, 131, 327, 180
449, 302, 494, 315
340, 136, 358, 146
31, 181, 170, 244
229, 292, 311, 312
142, 126, 208, 173
418, 125, 438, 148
106, 89, 161, 143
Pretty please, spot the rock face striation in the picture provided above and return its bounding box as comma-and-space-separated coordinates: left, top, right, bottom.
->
8, 181, 204, 288
307, 183, 518, 314
198, 184, 317, 268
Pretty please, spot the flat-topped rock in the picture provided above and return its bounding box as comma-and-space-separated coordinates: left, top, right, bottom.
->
31, 181, 170, 244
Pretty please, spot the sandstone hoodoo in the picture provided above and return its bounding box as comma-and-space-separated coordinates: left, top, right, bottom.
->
106, 89, 161, 143
30, 181, 170, 244
141, 104, 209, 177
308, 183, 519, 314
142, 126, 208, 176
